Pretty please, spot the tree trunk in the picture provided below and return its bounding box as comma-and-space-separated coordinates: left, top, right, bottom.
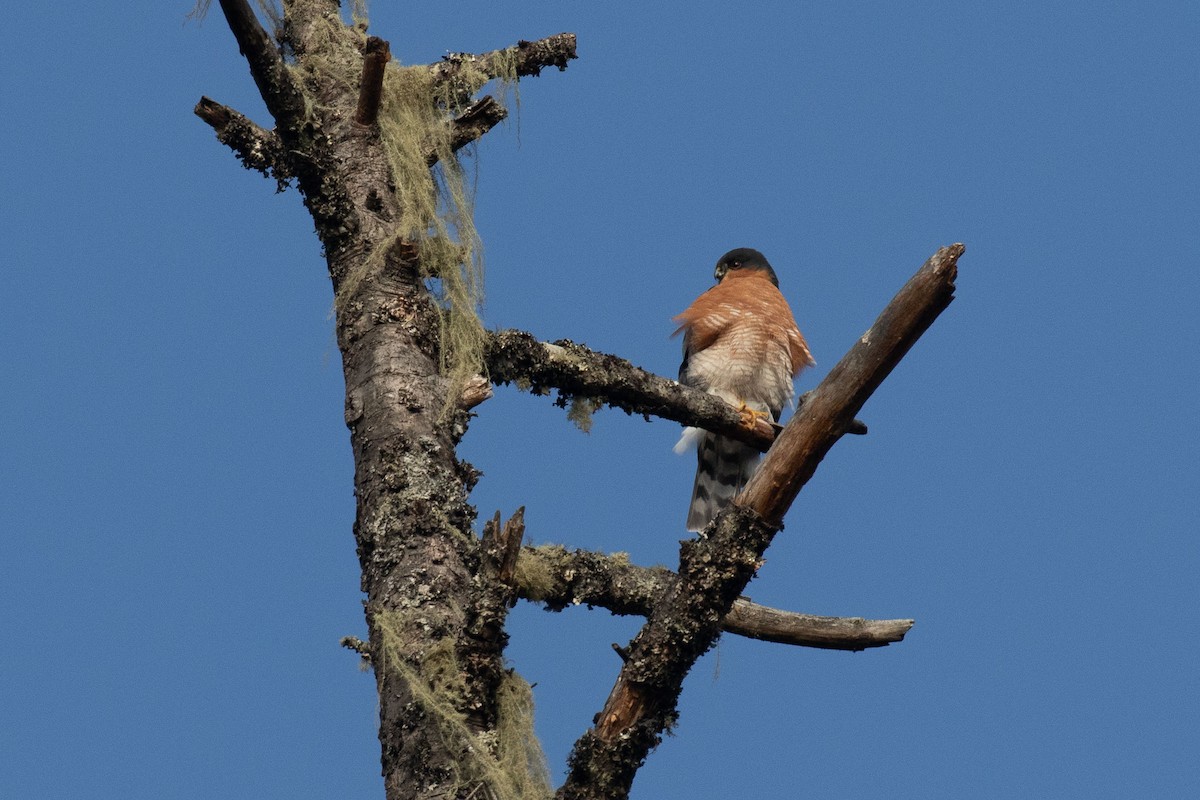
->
196, 2, 574, 797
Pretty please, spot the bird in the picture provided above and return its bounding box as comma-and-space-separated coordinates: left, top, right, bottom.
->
672, 248, 814, 531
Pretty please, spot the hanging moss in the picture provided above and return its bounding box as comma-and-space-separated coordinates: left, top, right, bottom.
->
302, 8, 516, 414
566, 396, 603, 433
375, 609, 552, 800
198, 3, 516, 412
375, 62, 489, 409
492, 671, 553, 799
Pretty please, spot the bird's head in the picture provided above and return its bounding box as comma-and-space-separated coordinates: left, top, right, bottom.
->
714, 248, 779, 286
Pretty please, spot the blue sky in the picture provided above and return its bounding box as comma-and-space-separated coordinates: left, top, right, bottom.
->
3, 2, 1198, 798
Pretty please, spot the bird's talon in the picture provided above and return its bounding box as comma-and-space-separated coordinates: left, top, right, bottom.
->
737, 402, 770, 429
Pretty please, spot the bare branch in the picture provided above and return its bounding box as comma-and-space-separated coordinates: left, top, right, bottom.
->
724, 603, 912, 650
194, 97, 292, 188
458, 375, 494, 410
215, 0, 306, 129
354, 36, 391, 127
433, 33, 578, 104
739, 244, 963, 525
423, 97, 510, 167
502, 34, 579, 76
514, 545, 912, 651
486, 331, 777, 448
556, 244, 964, 800
484, 331, 865, 452
442, 96, 509, 161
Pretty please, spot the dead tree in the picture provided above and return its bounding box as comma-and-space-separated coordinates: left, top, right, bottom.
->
195, 3, 961, 798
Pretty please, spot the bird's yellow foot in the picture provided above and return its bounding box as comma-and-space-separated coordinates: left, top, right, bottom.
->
737, 402, 770, 429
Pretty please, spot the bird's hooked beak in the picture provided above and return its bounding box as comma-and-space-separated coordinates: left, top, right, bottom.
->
713, 263, 728, 282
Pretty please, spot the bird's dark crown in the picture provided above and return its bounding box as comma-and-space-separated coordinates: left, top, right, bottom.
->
714, 247, 779, 286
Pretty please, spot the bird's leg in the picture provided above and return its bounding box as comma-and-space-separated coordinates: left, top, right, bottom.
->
736, 401, 771, 429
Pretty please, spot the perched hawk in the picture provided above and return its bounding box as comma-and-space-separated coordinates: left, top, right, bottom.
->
673, 248, 814, 531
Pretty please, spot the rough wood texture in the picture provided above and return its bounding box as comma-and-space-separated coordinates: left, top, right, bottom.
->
515, 544, 913, 650
211, 0, 356, 254
556, 245, 963, 800
724, 603, 911, 649
460, 509, 526, 731
354, 36, 391, 126
215, 0, 306, 130
433, 33, 578, 107
443, 96, 509, 161
485, 331, 866, 452
194, 97, 291, 188
739, 244, 963, 525
457, 374, 494, 410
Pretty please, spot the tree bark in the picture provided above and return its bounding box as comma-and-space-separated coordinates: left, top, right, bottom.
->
514, 544, 913, 650
201, 3, 576, 798
484, 331, 866, 452
194, 96, 291, 188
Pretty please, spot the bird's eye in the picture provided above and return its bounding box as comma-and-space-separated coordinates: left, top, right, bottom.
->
730, 261, 741, 269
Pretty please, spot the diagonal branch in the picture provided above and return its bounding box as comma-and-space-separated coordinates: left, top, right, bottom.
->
194, 97, 293, 188
484, 330, 865, 453
433, 33, 579, 106
442, 96, 509, 161
215, 0, 306, 129
514, 545, 913, 651
422, 97, 511, 167
207, 1, 356, 251
556, 244, 964, 800
739, 244, 963, 524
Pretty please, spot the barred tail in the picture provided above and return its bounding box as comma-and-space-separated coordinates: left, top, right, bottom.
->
685, 432, 761, 532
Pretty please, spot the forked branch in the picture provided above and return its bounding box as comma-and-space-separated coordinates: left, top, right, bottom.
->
514, 545, 913, 650
556, 244, 964, 800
